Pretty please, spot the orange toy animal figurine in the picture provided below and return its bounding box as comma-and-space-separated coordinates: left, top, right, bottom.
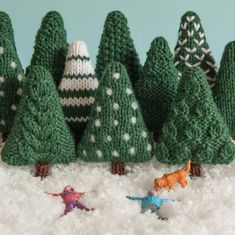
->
154, 160, 191, 191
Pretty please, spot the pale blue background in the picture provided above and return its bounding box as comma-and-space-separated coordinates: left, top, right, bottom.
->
0, 0, 234, 68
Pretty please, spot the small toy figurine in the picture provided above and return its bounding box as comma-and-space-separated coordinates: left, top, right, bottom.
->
46, 185, 95, 216
126, 189, 175, 218
154, 160, 191, 191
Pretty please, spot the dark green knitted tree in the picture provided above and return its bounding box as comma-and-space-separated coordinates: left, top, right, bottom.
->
174, 11, 217, 87
213, 41, 235, 139
96, 11, 142, 85
78, 62, 152, 174
0, 38, 25, 135
155, 67, 235, 172
2, 66, 76, 178
135, 37, 179, 138
29, 11, 68, 86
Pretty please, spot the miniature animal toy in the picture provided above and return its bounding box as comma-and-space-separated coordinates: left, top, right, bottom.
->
46, 185, 95, 216
154, 160, 191, 191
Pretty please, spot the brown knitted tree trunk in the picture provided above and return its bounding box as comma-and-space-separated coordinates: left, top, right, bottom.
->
111, 162, 125, 175
35, 162, 49, 178
2, 132, 8, 142
190, 163, 202, 177
153, 132, 160, 143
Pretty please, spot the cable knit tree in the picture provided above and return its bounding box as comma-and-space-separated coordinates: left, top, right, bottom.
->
59, 41, 98, 139
174, 11, 217, 87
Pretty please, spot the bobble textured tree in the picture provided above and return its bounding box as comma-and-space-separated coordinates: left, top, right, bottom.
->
213, 41, 235, 139
59, 41, 98, 137
96, 11, 142, 85
2, 66, 77, 178
135, 37, 179, 140
29, 11, 68, 86
155, 67, 235, 176
174, 11, 217, 87
77, 62, 153, 175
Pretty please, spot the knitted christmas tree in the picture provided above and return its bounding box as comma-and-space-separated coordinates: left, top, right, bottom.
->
155, 67, 235, 167
59, 41, 98, 136
29, 11, 67, 86
135, 37, 179, 136
2, 66, 76, 178
0, 38, 25, 134
77, 62, 152, 172
213, 41, 235, 138
174, 11, 217, 87
96, 11, 142, 85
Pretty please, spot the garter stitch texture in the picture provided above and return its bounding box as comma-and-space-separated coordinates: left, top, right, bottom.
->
29, 11, 68, 86
96, 11, 142, 86
213, 41, 235, 136
155, 67, 235, 165
59, 41, 98, 134
0, 38, 25, 133
174, 11, 217, 87
77, 62, 153, 163
135, 37, 179, 133
2, 66, 77, 166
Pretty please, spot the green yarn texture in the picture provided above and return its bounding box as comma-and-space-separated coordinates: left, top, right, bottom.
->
135, 37, 179, 133
96, 11, 142, 85
0, 38, 25, 133
2, 66, 77, 166
213, 41, 235, 136
77, 62, 153, 163
174, 11, 217, 87
155, 67, 235, 165
29, 11, 68, 86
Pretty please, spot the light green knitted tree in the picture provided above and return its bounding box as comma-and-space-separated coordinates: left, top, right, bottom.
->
155, 67, 235, 175
135, 37, 179, 138
2, 66, 76, 178
0, 38, 25, 135
29, 11, 68, 86
213, 41, 235, 138
174, 11, 217, 87
78, 62, 152, 174
96, 11, 142, 85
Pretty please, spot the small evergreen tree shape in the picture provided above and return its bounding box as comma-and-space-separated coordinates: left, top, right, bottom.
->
174, 11, 217, 87
77, 62, 152, 170
155, 67, 235, 167
0, 38, 25, 134
135, 37, 179, 136
29, 11, 68, 86
213, 41, 235, 138
59, 41, 98, 135
96, 11, 142, 85
2, 66, 76, 178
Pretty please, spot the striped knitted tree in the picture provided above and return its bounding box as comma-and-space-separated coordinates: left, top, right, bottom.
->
2, 66, 76, 178
59, 41, 98, 135
78, 62, 152, 174
174, 11, 217, 87
29, 11, 68, 86
96, 11, 142, 86
135, 37, 179, 138
213, 41, 235, 138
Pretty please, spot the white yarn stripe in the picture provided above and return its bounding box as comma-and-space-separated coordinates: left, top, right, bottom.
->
65, 116, 89, 123
61, 97, 95, 107
67, 41, 90, 58
59, 77, 98, 91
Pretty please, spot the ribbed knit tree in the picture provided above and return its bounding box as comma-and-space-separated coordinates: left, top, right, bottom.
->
29, 11, 67, 86
174, 11, 217, 87
0, 38, 25, 142
155, 67, 235, 177
135, 37, 179, 141
213, 41, 235, 139
59, 41, 98, 139
77, 62, 153, 175
96, 11, 142, 85
2, 66, 76, 178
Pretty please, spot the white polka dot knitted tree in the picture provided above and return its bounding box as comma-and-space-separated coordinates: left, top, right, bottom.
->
174, 11, 217, 87
59, 41, 98, 135
77, 62, 153, 163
